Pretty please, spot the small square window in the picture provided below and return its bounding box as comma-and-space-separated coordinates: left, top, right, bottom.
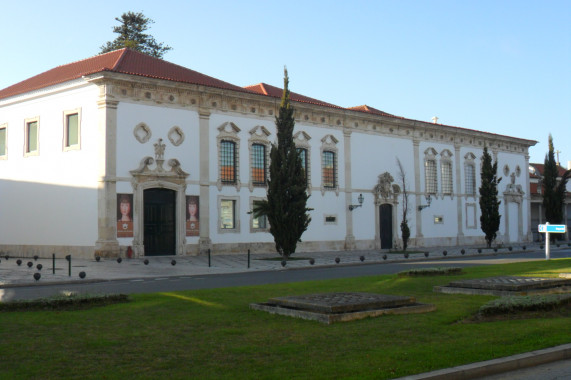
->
324, 215, 337, 225
24, 118, 39, 156
434, 216, 444, 224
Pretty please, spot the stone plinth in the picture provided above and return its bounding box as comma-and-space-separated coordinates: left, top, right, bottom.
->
435, 276, 571, 296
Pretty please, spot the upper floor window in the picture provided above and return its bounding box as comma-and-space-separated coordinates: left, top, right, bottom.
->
424, 159, 437, 194
294, 131, 312, 191
0, 124, 6, 158
251, 143, 267, 185
322, 150, 336, 188
64, 110, 80, 150
220, 140, 237, 183
441, 161, 453, 194
24, 117, 39, 156
465, 163, 476, 195
297, 148, 308, 185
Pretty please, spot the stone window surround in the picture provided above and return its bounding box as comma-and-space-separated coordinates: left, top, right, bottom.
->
217, 122, 241, 191
320, 134, 339, 195
465, 202, 478, 229
249, 196, 269, 233
24, 116, 40, 157
217, 195, 240, 233
440, 149, 453, 196
63, 108, 81, 152
293, 131, 312, 192
423, 147, 438, 195
248, 125, 271, 192
464, 152, 477, 198
0, 123, 7, 159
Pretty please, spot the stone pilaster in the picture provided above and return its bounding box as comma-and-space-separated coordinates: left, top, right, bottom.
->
343, 129, 355, 249
198, 109, 212, 254
413, 139, 423, 240
94, 94, 120, 257
454, 145, 464, 244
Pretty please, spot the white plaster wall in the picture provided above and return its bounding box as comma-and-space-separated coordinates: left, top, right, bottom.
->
0, 84, 100, 246
458, 146, 482, 237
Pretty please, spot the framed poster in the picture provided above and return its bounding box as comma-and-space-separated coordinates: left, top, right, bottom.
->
186, 195, 199, 236
117, 193, 134, 237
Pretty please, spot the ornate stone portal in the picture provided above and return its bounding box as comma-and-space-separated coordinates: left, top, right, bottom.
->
373, 172, 401, 249
129, 138, 189, 257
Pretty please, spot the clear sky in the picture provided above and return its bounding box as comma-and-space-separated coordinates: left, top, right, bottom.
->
2, 0, 569, 165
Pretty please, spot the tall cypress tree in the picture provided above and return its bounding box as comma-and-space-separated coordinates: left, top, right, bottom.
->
479, 146, 502, 248
542, 134, 570, 226
253, 68, 311, 258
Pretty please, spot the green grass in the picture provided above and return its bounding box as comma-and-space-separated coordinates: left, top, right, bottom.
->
1, 259, 570, 379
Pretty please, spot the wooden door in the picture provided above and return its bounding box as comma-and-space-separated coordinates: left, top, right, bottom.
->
380, 204, 393, 249
144, 188, 176, 256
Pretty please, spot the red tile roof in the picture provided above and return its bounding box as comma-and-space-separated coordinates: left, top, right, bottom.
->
244, 83, 342, 109
529, 163, 570, 177
0, 48, 250, 100
347, 105, 396, 117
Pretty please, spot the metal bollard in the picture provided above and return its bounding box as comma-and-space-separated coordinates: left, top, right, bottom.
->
208, 249, 211, 267
52, 253, 55, 275
248, 249, 250, 269
65, 255, 71, 276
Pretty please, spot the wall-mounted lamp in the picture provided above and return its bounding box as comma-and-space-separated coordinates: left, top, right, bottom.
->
349, 193, 364, 211
417, 194, 432, 211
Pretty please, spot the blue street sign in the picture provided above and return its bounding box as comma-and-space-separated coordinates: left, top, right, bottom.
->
538, 224, 567, 233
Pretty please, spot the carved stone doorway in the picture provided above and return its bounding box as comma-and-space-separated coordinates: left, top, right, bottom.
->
379, 204, 393, 249
144, 188, 176, 256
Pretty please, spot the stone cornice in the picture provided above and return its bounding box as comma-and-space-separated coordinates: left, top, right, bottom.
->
86, 72, 536, 156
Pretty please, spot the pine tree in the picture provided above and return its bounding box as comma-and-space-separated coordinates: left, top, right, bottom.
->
253, 69, 311, 259
100, 12, 172, 58
479, 146, 502, 248
542, 134, 570, 226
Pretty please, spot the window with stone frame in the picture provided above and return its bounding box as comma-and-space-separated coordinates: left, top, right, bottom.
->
424, 159, 437, 194
440, 149, 453, 195
251, 199, 267, 230
464, 152, 477, 196
250, 143, 266, 185
0, 124, 6, 158
322, 150, 336, 188
220, 199, 236, 229
220, 140, 237, 183
297, 147, 308, 186
24, 117, 39, 156
293, 131, 312, 190
63, 109, 81, 151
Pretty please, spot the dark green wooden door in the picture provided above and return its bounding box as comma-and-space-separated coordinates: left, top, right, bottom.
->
380, 204, 393, 249
144, 188, 176, 256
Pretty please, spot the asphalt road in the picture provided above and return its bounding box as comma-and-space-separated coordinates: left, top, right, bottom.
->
2, 249, 570, 301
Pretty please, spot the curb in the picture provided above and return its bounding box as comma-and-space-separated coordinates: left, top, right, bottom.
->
396, 343, 571, 379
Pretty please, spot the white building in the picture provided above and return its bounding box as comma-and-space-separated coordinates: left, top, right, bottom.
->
0, 49, 537, 258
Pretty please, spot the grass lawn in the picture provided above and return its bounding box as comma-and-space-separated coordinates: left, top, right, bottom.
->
1, 259, 570, 379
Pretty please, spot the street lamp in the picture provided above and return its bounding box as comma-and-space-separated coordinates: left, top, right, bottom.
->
349, 193, 364, 211
418, 194, 432, 211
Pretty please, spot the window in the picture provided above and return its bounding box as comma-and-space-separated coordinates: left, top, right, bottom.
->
424, 160, 437, 194
322, 151, 336, 188
220, 140, 236, 183
64, 111, 80, 150
0, 125, 6, 158
441, 161, 453, 194
297, 148, 308, 185
25, 118, 39, 155
434, 216, 444, 224
220, 199, 236, 229
251, 143, 266, 185
465, 164, 476, 195
251, 200, 267, 230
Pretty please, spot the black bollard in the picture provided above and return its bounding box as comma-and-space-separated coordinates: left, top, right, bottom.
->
65, 255, 71, 276
52, 253, 56, 275
208, 249, 211, 267
247, 249, 250, 269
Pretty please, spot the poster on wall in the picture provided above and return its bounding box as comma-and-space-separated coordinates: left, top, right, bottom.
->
117, 193, 134, 238
186, 195, 200, 236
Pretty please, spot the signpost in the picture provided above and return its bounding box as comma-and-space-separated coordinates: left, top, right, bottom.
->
538, 222, 567, 260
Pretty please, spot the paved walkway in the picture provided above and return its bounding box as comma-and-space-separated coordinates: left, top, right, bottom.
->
0, 243, 558, 287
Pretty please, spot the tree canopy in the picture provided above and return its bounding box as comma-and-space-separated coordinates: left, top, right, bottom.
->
479, 146, 502, 248
542, 134, 570, 226
253, 68, 311, 258
100, 11, 172, 58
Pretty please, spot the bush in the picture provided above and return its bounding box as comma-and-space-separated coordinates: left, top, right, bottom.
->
478, 294, 571, 316
397, 267, 463, 277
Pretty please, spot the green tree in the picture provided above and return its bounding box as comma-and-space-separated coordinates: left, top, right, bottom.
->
479, 146, 502, 248
100, 11, 172, 58
542, 134, 570, 227
396, 158, 410, 251
253, 68, 311, 259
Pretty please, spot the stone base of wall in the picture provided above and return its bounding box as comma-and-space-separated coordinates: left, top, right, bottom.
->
0, 244, 96, 260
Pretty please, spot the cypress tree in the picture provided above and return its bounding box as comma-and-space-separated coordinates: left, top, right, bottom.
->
479, 146, 502, 248
542, 134, 570, 227
253, 68, 311, 258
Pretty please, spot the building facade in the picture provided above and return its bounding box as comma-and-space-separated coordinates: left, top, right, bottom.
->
0, 49, 537, 258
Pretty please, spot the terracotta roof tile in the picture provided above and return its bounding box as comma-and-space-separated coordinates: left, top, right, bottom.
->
347, 105, 396, 117
0, 48, 251, 100
529, 163, 569, 177
244, 83, 342, 109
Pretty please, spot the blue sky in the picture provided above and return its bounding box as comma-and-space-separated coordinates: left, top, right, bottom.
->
2, 0, 569, 165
